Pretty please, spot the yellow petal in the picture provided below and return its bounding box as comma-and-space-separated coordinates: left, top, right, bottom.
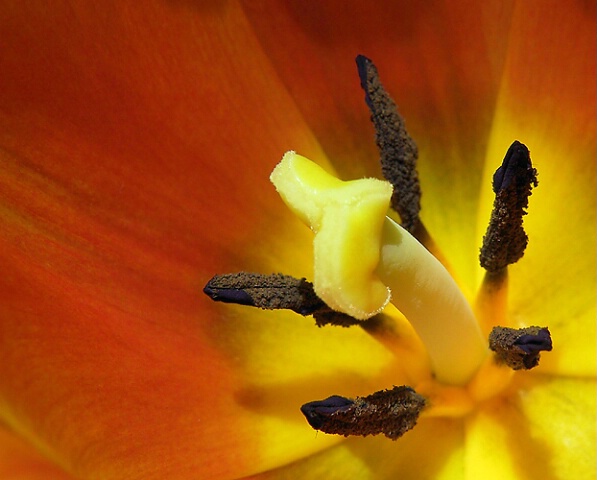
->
464, 374, 596, 480
244, 418, 464, 480
212, 305, 399, 472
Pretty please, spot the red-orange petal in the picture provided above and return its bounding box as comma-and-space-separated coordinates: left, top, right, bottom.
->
0, 425, 75, 480
0, 2, 336, 478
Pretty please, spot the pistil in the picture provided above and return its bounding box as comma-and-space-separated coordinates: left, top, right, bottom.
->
271, 152, 487, 385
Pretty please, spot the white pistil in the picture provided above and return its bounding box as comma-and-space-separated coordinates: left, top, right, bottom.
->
271, 151, 487, 386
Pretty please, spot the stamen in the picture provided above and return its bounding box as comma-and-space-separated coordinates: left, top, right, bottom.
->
480, 141, 538, 273
475, 269, 509, 334
489, 326, 552, 370
203, 273, 360, 327
355, 55, 422, 236
301, 386, 426, 440
204, 273, 322, 313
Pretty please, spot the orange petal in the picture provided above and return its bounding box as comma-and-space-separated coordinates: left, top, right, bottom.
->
0, 2, 346, 478
0, 425, 75, 480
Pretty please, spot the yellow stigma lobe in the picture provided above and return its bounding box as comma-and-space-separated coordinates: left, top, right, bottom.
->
270, 152, 487, 385
270, 151, 392, 319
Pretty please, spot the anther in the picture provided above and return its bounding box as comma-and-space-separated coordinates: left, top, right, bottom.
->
489, 326, 552, 370
204, 273, 360, 327
204, 273, 322, 313
356, 55, 422, 236
301, 386, 426, 440
480, 141, 538, 273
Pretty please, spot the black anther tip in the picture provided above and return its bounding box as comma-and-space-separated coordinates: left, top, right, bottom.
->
355, 55, 372, 82
301, 395, 353, 430
514, 328, 553, 355
492, 140, 531, 193
355, 54, 374, 108
203, 278, 255, 306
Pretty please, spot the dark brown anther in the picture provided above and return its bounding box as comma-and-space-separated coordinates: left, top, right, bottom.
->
489, 326, 552, 370
480, 141, 538, 273
300, 386, 426, 440
204, 272, 325, 314
204, 272, 361, 327
356, 55, 422, 235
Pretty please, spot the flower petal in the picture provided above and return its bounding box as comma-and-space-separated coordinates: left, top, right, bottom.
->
0, 425, 75, 480
464, 374, 596, 480
0, 1, 393, 477
476, 0, 596, 376
243, 418, 464, 480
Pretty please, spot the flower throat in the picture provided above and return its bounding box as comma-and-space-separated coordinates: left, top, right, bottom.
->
204, 55, 552, 440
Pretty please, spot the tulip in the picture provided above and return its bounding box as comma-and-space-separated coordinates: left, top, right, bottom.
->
0, 1, 594, 479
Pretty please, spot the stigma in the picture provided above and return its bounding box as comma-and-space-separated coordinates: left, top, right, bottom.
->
270, 151, 487, 386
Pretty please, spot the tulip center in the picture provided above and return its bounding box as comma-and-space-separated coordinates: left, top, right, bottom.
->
204, 54, 551, 439
268, 148, 548, 424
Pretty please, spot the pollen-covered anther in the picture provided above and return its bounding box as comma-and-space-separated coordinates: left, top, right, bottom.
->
300, 386, 426, 440
356, 54, 422, 236
203, 272, 361, 327
480, 141, 538, 273
204, 272, 323, 313
489, 326, 552, 370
